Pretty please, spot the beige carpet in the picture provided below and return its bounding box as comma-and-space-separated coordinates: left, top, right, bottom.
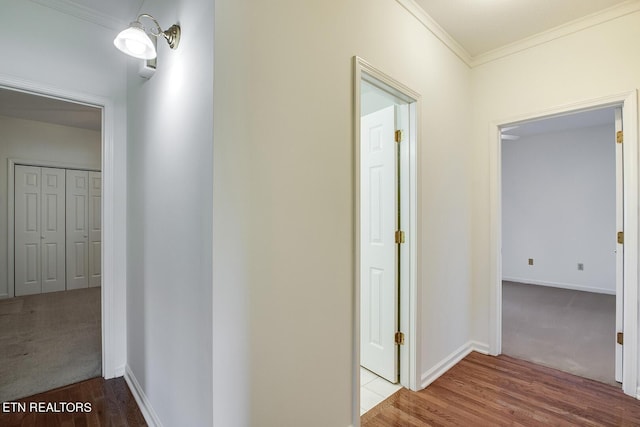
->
0, 287, 101, 402
502, 281, 616, 385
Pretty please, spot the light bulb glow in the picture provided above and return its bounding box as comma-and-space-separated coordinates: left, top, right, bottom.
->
113, 22, 157, 59
125, 39, 146, 55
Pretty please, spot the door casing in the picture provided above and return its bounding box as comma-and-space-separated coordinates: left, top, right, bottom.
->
488, 91, 639, 397
1, 76, 123, 380
353, 56, 421, 425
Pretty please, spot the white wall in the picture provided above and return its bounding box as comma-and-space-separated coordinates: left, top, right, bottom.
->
0, 116, 101, 298
502, 125, 616, 294
125, 0, 213, 425
215, 0, 473, 425
0, 1, 128, 376
471, 7, 640, 360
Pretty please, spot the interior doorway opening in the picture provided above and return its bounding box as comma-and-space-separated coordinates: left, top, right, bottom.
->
0, 86, 104, 401
489, 91, 639, 398
500, 106, 620, 385
353, 57, 420, 423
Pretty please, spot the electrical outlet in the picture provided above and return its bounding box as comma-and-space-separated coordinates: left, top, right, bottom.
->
578, 263, 584, 271
528, 258, 533, 266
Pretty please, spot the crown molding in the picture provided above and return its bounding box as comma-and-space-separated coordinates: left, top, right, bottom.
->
395, 0, 473, 66
471, 0, 640, 67
29, 0, 127, 30
396, 0, 640, 69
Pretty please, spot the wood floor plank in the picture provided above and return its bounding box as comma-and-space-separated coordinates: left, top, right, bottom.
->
362, 352, 640, 427
0, 377, 146, 427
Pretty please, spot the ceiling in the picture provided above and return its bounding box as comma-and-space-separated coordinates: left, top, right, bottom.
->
0, 88, 102, 131
414, 0, 630, 57
502, 107, 616, 139
6, 0, 632, 131
31, 0, 635, 56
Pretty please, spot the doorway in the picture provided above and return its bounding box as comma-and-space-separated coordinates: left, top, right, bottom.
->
353, 57, 419, 421
0, 87, 104, 401
489, 91, 639, 397
500, 107, 619, 385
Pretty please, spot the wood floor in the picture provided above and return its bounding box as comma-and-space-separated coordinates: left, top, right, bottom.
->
0, 377, 146, 427
362, 351, 640, 426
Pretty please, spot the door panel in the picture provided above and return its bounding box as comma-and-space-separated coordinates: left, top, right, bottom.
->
15, 165, 42, 296
360, 105, 398, 383
41, 167, 66, 293
66, 170, 89, 290
88, 172, 102, 287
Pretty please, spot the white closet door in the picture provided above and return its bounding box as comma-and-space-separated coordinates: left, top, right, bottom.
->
88, 171, 102, 287
66, 170, 89, 290
15, 165, 42, 296
360, 105, 399, 383
40, 167, 66, 293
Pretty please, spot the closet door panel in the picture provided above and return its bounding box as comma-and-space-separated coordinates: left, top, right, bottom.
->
41, 167, 66, 293
88, 172, 102, 287
66, 170, 89, 290
15, 166, 42, 296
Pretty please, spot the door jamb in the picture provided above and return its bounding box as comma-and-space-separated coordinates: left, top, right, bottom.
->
0, 76, 122, 379
488, 91, 638, 397
353, 56, 421, 425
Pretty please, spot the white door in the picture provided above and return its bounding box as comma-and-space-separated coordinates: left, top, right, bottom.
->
40, 167, 66, 293
66, 169, 89, 290
615, 107, 624, 383
15, 165, 43, 296
88, 171, 102, 287
360, 105, 399, 383
15, 166, 66, 296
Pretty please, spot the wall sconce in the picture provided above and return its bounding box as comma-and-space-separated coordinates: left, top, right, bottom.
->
114, 14, 181, 59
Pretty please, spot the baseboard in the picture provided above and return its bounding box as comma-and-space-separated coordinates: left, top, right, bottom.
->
124, 365, 163, 427
470, 341, 490, 355
420, 341, 486, 389
113, 364, 126, 377
502, 277, 615, 295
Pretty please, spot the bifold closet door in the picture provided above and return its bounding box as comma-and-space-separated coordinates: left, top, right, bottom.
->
66, 170, 101, 289
66, 170, 89, 290
15, 166, 66, 296
88, 171, 102, 287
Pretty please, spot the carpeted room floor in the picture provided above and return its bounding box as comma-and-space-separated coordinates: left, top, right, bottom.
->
502, 280, 616, 385
0, 287, 101, 402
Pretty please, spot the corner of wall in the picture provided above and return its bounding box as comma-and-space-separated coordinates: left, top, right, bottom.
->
420, 341, 490, 389
113, 364, 126, 378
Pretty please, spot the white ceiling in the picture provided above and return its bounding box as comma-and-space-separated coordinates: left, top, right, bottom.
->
8, 0, 631, 132
0, 88, 102, 131
414, 0, 630, 57
503, 107, 616, 139
34, 0, 635, 55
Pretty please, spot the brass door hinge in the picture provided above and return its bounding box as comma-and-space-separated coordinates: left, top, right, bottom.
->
395, 130, 403, 143
617, 130, 623, 144
618, 231, 624, 244
395, 230, 405, 244
617, 332, 624, 345
395, 331, 405, 345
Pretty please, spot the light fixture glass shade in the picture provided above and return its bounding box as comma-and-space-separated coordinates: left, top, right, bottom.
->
113, 22, 157, 59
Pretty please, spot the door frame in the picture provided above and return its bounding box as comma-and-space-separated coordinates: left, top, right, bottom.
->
0, 75, 123, 379
353, 56, 421, 424
488, 91, 638, 397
